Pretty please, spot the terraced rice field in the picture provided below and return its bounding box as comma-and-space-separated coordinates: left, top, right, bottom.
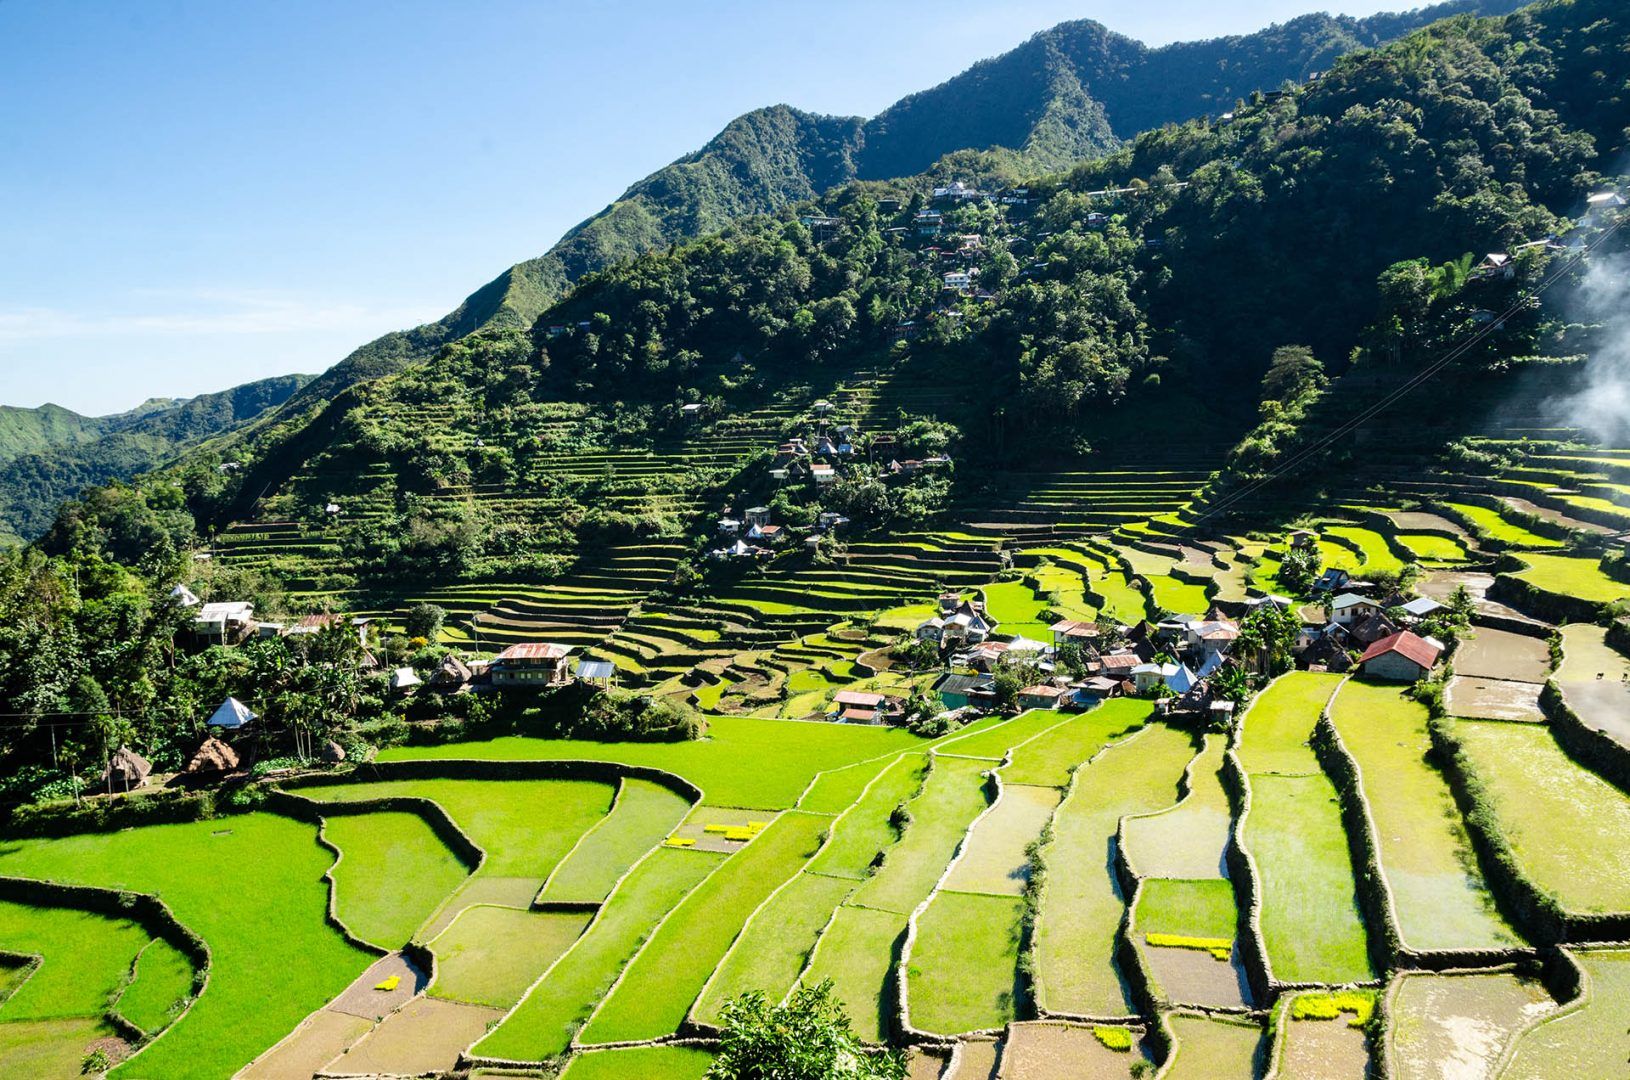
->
1508, 552, 1630, 607
1386, 970, 1554, 1080
1329, 680, 1519, 951
1448, 720, 1630, 915
1499, 949, 1630, 1078
1238, 673, 1373, 985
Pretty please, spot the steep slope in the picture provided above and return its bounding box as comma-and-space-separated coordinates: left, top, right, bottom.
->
0, 374, 313, 542
0, 404, 110, 464
283, 0, 1525, 417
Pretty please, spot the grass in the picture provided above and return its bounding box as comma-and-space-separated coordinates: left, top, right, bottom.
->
579, 811, 830, 1043
1329, 680, 1519, 950
806, 754, 928, 879
999, 700, 1153, 789
115, 939, 196, 1036
0, 1017, 115, 1078
473, 847, 724, 1061
1149, 575, 1211, 615
1451, 720, 1630, 913
1397, 533, 1468, 562
1502, 949, 1630, 1078
798, 905, 908, 1044
1509, 552, 1630, 606
944, 784, 1060, 896
378, 715, 926, 809
1237, 672, 1346, 775
322, 811, 470, 946
0, 813, 376, 1080
1163, 1014, 1264, 1080
429, 906, 591, 1008
1444, 502, 1564, 547
1034, 723, 1196, 1017
1135, 878, 1237, 940
540, 779, 693, 903
559, 1045, 716, 1079
0, 899, 149, 1021
1245, 773, 1375, 985
1326, 526, 1406, 575
850, 756, 992, 915
936, 709, 1075, 761
983, 580, 1049, 639
1121, 734, 1231, 880
691, 871, 856, 1026
305, 778, 612, 879
907, 891, 1025, 1035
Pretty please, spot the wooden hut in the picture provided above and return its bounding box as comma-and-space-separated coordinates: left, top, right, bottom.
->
101, 746, 152, 792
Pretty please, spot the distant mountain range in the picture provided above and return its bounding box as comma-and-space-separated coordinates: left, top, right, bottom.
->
0, 375, 313, 542
293, 0, 1525, 411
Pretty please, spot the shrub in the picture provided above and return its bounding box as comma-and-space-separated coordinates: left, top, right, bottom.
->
1093, 1025, 1134, 1052
1291, 990, 1376, 1028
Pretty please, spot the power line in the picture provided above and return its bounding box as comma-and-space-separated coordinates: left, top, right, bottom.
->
1176, 220, 1626, 539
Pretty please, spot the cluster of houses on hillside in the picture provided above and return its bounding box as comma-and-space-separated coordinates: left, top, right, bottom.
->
1471, 190, 1621, 285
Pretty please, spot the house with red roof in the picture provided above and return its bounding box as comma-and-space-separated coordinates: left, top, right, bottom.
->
1358, 631, 1442, 682
490, 643, 576, 689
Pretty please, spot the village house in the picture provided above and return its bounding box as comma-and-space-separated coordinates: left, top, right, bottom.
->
101, 747, 152, 793
717, 516, 742, 535
390, 666, 422, 694
1586, 190, 1626, 223
800, 215, 842, 244
711, 538, 771, 560
829, 690, 901, 724
489, 643, 576, 689
812, 463, 837, 484
747, 523, 783, 544
195, 601, 255, 646
1313, 568, 1351, 593
170, 584, 201, 608
1130, 663, 1179, 694
943, 270, 973, 293
681, 403, 704, 420
1348, 610, 1401, 647
1050, 619, 1101, 648
1017, 683, 1071, 711
207, 696, 257, 731
744, 506, 773, 528
1097, 652, 1143, 680
1331, 593, 1381, 626
934, 672, 996, 711
1359, 631, 1443, 682
575, 660, 618, 689
1288, 529, 1317, 550
1473, 252, 1515, 280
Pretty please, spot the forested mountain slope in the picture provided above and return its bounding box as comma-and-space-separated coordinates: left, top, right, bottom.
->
282, 0, 1525, 421
0, 374, 313, 543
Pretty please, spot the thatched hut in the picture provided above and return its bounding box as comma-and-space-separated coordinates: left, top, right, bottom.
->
320, 740, 346, 764
429, 655, 473, 692
185, 737, 240, 777
101, 746, 152, 792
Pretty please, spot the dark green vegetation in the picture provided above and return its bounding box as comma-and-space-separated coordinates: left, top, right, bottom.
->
0, 375, 311, 543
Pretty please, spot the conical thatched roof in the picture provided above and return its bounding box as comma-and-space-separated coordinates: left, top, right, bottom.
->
320, 740, 346, 764
185, 737, 239, 775
430, 655, 472, 690
101, 746, 151, 788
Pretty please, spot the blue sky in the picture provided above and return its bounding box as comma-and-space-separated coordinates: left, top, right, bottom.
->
3, 0, 1427, 414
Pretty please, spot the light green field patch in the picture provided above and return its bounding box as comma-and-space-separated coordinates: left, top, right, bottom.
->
1163, 1013, 1263, 1079
540, 780, 693, 904
560, 1045, 716, 1079
850, 756, 992, 916
1444, 503, 1563, 548
1135, 879, 1237, 940
0, 900, 149, 1023
1237, 672, 1346, 775
1397, 534, 1468, 562
1500, 949, 1630, 1078
691, 871, 855, 1027
908, 891, 1025, 1035
323, 811, 469, 947
1122, 734, 1230, 880
1001, 700, 1153, 789
1451, 720, 1630, 913
798, 905, 908, 1044
1034, 724, 1196, 1017
1510, 553, 1630, 606
429, 906, 591, 1008
580, 811, 830, 1043
116, 939, 196, 1036
944, 784, 1060, 896
474, 847, 724, 1061
807, 754, 929, 880
1330, 680, 1518, 951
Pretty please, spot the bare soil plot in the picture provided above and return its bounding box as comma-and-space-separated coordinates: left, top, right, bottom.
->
1451, 720, 1630, 914
429, 906, 591, 1008
909, 891, 1026, 1035
1500, 949, 1630, 1079
945, 1038, 1001, 1079
328, 951, 426, 1020
1162, 1013, 1263, 1079
798, 905, 907, 1044
1331, 680, 1520, 951
1444, 677, 1544, 722
1386, 970, 1553, 1080
1276, 1011, 1370, 1079
943, 784, 1061, 896
1141, 945, 1250, 1009
1420, 572, 1547, 628
999, 1021, 1148, 1079
670, 805, 780, 853
1453, 628, 1551, 684
852, 756, 993, 915
909, 1045, 950, 1078
1121, 734, 1230, 880
325, 995, 502, 1076
1388, 511, 1471, 537
238, 1008, 374, 1080
1033, 724, 1195, 1017
1503, 496, 1612, 535
1556, 623, 1630, 748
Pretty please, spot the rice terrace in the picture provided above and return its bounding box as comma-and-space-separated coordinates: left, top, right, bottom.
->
7, 0, 1630, 1077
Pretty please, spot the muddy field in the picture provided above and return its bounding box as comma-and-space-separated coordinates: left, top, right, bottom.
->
1141, 944, 1252, 1009
1557, 624, 1630, 747
325, 996, 501, 1075
1445, 676, 1544, 722
671, 806, 779, 853
945, 1038, 1001, 1080
1389, 511, 1471, 537
944, 784, 1060, 895
1454, 628, 1551, 684
1386, 970, 1553, 1080
1504, 497, 1612, 535
1278, 1012, 1370, 1079
998, 1022, 1147, 1080
240, 1009, 373, 1080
